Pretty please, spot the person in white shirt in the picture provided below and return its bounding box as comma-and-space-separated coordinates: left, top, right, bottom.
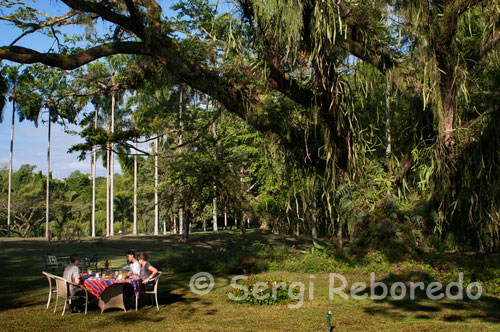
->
121, 250, 141, 275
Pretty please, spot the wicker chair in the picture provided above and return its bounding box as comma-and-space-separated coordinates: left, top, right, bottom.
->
42, 271, 57, 309
53, 275, 89, 316
136, 271, 162, 311
98, 283, 127, 313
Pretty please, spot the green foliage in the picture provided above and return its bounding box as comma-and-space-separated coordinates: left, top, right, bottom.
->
228, 275, 300, 306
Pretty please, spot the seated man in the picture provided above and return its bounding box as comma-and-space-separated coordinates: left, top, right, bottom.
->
63, 253, 85, 312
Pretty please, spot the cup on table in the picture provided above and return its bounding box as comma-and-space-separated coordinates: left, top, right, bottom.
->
95, 272, 100, 278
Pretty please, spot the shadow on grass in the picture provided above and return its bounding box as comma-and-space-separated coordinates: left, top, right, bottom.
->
362, 271, 500, 324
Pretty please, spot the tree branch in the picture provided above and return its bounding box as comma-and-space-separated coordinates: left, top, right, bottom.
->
0, 41, 149, 70
61, 0, 144, 38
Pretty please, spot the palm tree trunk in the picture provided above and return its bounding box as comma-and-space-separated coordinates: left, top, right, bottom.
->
91, 109, 97, 237
212, 118, 218, 233
173, 214, 177, 234
212, 187, 218, 233
45, 112, 51, 240
106, 123, 110, 237
179, 208, 183, 237
178, 85, 185, 238
110, 90, 115, 236
6, 98, 15, 238
133, 140, 138, 236
239, 168, 246, 235
154, 136, 159, 235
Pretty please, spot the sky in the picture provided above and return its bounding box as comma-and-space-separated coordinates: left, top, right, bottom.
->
0, 1, 122, 179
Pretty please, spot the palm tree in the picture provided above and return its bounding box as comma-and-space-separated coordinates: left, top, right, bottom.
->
133, 140, 138, 235
0, 67, 17, 238
154, 135, 159, 235
0, 66, 42, 237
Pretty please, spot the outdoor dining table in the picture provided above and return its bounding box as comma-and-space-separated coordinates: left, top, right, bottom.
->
82, 273, 141, 298
81, 273, 141, 313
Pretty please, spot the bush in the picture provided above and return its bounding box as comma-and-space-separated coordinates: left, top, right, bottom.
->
228, 275, 300, 305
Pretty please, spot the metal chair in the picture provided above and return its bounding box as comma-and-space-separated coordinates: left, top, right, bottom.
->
53, 275, 89, 316
81, 254, 98, 270
136, 271, 162, 311
56, 256, 70, 269
42, 271, 57, 309
43, 255, 58, 271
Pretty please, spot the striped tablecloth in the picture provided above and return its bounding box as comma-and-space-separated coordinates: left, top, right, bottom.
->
83, 275, 141, 298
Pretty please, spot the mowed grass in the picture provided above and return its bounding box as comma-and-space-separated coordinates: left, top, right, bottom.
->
0, 231, 499, 332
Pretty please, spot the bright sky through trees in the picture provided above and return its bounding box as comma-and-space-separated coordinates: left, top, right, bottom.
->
0, 1, 121, 178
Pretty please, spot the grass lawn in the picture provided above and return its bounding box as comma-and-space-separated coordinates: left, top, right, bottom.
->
1, 230, 499, 331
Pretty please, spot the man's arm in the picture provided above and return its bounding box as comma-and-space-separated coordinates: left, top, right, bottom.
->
72, 268, 81, 286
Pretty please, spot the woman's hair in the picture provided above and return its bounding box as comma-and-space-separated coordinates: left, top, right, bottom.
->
137, 252, 149, 261
125, 250, 135, 257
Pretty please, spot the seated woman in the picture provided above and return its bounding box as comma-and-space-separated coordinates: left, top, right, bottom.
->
137, 252, 158, 291
121, 250, 141, 275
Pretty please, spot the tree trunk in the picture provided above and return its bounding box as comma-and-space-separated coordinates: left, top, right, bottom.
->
110, 90, 115, 236
240, 213, 246, 235
337, 216, 343, 249
385, 69, 392, 158
310, 171, 317, 240
91, 109, 97, 237
181, 206, 189, 240
173, 214, 177, 234
133, 140, 137, 235
178, 85, 185, 238
45, 112, 51, 240
106, 138, 110, 237
224, 206, 228, 228
239, 167, 246, 235
384, 3, 392, 158
154, 136, 159, 235
179, 207, 184, 237
441, 74, 458, 197
212, 185, 218, 233
212, 118, 218, 233
7, 98, 15, 238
